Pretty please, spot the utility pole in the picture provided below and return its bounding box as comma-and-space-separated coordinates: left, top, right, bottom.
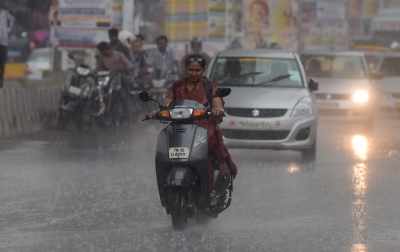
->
123, 0, 135, 33
296, 0, 304, 53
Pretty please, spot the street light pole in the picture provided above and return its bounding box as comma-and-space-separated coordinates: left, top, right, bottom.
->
297, 0, 304, 53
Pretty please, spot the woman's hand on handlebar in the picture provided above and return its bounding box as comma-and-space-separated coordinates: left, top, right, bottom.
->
211, 108, 225, 123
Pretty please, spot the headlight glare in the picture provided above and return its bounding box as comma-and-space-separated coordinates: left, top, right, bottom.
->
352, 90, 369, 105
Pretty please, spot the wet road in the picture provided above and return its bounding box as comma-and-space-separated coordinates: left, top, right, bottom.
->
1, 116, 400, 252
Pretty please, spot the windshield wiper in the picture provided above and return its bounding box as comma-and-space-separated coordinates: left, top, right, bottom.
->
238, 71, 263, 78
256, 74, 291, 86
218, 71, 262, 83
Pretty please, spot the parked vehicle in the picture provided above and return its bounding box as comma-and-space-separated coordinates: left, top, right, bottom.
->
372, 53, 400, 110
57, 54, 103, 131
301, 51, 378, 123
208, 50, 319, 160
97, 71, 129, 127
140, 89, 233, 230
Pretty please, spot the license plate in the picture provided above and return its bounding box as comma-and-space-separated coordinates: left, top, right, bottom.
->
68, 86, 82, 96
169, 147, 190, 160
239, 121, 271, 129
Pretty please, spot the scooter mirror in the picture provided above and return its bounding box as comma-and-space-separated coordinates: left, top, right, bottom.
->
68, 52, 76, 60
216, 88, 231, 98
139, 91, 151, 102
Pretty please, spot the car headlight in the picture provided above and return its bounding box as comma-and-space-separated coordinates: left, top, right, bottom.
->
76, 66, 91, 76
291, 97, 313, 118
352, 90, 369, 105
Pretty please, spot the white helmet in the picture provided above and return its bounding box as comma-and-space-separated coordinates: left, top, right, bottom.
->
119, 30, 134, 47
391, 41, 400, 49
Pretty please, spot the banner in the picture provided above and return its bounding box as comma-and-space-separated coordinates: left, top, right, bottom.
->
59, 0, 113, 28
53, 0, 122, 48
300, 0, 348, 50
165, 0, 208, 41
243, 0, 297, 49
208, 0, 226, 41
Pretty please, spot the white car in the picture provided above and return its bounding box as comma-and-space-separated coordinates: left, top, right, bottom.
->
301, 51, 377, 122
208, 50, 319, 160
26, 48, 52, 80
374, 53, 400, 110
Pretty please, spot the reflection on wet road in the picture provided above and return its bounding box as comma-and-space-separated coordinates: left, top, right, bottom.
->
1, 117, 400, 251
351, 134, 369, 252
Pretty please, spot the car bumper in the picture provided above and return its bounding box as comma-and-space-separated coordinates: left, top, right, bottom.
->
220, 115, 318, 150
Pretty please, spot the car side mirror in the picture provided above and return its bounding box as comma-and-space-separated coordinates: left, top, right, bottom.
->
369, 72, 383, 80
308, 79, 319, 92
216, 88, 231, 98
139, 91, 151, 102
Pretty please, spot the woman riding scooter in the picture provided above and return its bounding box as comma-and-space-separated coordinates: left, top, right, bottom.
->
148, 54, 238, 203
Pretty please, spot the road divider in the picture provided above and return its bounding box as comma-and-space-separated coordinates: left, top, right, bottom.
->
0, 85, 157, 137
0, 86, 61, 138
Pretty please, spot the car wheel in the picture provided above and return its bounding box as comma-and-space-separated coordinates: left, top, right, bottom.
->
301, 141, 316, 162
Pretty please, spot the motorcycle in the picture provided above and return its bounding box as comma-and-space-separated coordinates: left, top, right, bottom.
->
139, 88, 233, 230
96, 71, 133, 127
149, 66, 180, 104
58, 56, 103, 131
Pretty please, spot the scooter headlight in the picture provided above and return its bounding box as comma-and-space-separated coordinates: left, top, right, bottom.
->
98, 76, 110, 87
352, 90, 369, 105
76, 66, 90, 76
170, 108, 193, 120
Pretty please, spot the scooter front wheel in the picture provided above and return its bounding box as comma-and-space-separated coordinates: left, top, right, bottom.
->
168, 190, 188, 230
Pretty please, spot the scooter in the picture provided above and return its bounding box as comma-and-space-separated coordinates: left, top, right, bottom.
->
139, 88, 233, 230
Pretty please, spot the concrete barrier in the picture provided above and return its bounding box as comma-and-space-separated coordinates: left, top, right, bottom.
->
0, 77, 159, 138
0, 86, 61, 138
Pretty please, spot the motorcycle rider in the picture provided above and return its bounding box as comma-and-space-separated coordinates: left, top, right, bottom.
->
182, 37, 211, 71
108, 28, 132, 61
130, 34, 151, 91
148, 35, 179, 86
148, 54, 238, 202
96, 41, 134, 124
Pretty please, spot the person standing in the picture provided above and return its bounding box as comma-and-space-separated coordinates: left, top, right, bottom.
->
0, 4, 14, 88
108, 28, 132, 61
182, 38, 211, 72
148, 35, 179, 84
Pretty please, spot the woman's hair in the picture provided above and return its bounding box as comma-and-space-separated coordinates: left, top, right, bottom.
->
185, 54, 207, 69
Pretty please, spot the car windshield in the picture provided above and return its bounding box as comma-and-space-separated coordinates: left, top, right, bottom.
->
379, 57, 400, 77
210, 57, 304, 88
301, 54, 367, 79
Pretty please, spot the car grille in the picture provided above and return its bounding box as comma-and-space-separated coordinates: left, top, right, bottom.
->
316, 93, 350, 100
225, 108, 287, 118
223, 129, 290, 140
